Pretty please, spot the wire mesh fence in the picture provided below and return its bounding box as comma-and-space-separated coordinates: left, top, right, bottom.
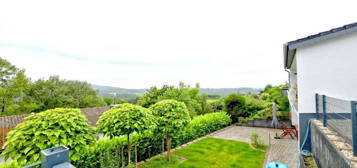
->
315, 94, 354, 144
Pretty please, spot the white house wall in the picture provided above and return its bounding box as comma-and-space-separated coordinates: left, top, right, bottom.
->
288, 58, 298, 125
296, 32, 357, 114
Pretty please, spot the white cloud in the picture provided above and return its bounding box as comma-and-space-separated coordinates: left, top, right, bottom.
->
1, 0, 356, 88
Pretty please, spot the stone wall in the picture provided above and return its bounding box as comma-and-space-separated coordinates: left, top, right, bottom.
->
311, 120, 357, 168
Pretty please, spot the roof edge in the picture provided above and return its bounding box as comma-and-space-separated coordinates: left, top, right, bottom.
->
284, 22, 357, 69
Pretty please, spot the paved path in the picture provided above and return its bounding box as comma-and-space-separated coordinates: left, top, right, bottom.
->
211, 126, 299, 168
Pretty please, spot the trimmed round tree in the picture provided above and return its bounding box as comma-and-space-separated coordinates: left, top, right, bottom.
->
1, 108, 96, 165
149, 99, 191, 161
97, 103, 155, 163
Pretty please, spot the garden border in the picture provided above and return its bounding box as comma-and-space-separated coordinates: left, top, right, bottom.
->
137, 125, 235, 166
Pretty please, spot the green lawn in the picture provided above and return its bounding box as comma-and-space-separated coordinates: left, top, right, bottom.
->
140, 137, 266, 168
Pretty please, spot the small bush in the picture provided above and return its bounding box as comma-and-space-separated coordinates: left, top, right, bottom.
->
224, 94, 246, 122
208, 98, 224, 112
250, 132, 266, 150
1, 108, 96, 165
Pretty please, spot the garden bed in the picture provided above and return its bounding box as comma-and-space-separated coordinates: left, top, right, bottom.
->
140, 137, 266, 168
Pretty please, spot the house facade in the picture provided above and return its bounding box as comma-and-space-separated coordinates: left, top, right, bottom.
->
284, 22, 357, 148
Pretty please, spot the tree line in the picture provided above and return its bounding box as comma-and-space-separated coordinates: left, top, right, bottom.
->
0, 57, 107, 116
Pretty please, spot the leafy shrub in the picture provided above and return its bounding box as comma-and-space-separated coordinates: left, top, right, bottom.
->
0, 161, 21, 168
260, 84, 289, 111
97, 103, 156, 163
1, 108, 96, 165
184, 112, 231, 141
208, 98, 224, 112
149, 99, 191, 161
224, 94, 246, 122
250, 132, 266, 150
97, 103, 155, 138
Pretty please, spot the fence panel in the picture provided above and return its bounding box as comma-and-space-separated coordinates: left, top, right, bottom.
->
325, 96, 352, 142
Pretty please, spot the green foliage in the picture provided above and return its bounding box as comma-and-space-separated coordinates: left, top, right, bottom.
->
74, 136, 131, 168
0, 65, 36, 116
97, 103, 156, 163
138, 83, 210, 117
181, 112, 231, 142
0, 161, 21, 168
149, 99, 191, 161
0, 57, 19, 86
0, 58, 107, 116
208, 98, 224, 112
28, 76, 106, 112
149, 100, 190, 138
250, 132, 266, 150
97, 103, 156, 138
1, 108, 96, 165
260, 84, 289, 111
224, 94, 246, 122
78, 112, 231, 167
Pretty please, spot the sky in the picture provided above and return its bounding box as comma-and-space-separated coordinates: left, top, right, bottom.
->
1, 0, 357, 89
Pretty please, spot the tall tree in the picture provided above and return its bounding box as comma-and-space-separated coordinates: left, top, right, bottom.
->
0, 58, 35, 115
0, 57, 19, 86
149, 99, 191, 161
28, 76, 106, 111
138, 82, 210, 116
97, 103, 156, 164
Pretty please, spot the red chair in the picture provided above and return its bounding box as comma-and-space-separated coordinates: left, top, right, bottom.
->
280, 124, 298, 139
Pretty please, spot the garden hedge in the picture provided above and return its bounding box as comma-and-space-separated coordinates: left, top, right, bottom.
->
75, 112, 231, 167
0, 109, 231, 168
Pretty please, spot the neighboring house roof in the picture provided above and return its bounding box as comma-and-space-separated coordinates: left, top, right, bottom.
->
284, 22, 357, 69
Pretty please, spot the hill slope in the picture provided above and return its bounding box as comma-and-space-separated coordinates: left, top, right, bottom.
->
92, 84, 261, 100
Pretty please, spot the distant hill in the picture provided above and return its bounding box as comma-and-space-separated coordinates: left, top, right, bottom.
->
200, 88, 261, 96
91, 84, 146, 100
91, 84, 261, 100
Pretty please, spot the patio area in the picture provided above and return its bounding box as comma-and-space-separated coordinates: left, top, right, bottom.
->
211, 126, 299, 168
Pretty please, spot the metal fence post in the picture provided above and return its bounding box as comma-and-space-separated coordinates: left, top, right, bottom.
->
351, 101, 357, 156
315, 93, 319, 119
322, 95, 327, 127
